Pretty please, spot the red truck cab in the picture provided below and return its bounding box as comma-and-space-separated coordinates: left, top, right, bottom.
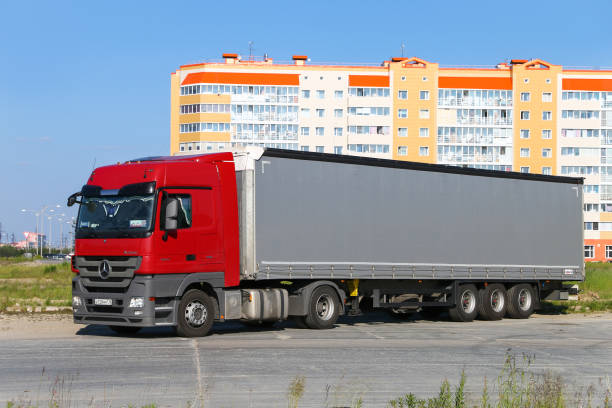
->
69, 153, 241, 335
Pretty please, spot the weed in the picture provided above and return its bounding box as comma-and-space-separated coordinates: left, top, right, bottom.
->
288, 376, 305, 408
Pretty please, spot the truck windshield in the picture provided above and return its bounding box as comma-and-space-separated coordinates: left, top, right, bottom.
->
76, 195, 155, 238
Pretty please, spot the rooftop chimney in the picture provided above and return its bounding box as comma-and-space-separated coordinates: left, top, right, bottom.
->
293, 55, 308, 65
222, 53, 239, 64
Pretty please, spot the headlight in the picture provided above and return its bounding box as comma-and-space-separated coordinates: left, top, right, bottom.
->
72, 296, 82, 307
129, 297, 144, 308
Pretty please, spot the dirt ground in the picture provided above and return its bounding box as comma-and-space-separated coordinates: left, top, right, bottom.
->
0, 313, 76, 340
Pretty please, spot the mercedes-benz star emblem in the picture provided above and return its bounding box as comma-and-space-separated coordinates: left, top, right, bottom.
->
98, 261, 111, 279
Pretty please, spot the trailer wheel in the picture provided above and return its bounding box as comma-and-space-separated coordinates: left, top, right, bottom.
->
176, 289, 215, 337
478, 284, 507, 320
448, 284, 478, 322
109, 326, 141, 335
506, 284, 535, 319
304, 286, 340, 329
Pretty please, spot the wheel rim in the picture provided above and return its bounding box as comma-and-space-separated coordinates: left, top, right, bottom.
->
184, 301, 207, 327
315, 294, 334, 321
490, 289, 505, 313
518, 288, 532, 311
461, 290, 476, 314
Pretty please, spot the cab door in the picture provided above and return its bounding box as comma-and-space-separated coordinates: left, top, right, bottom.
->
155, 189, 198, 273
155, 188, 223, 274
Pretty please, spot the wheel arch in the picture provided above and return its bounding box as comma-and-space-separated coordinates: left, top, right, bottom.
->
289, 280, 346, 316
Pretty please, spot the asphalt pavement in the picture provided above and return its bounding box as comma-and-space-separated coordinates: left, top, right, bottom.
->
1, 312, 611, 407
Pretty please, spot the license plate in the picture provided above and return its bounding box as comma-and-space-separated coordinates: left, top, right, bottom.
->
94, 298, 113, 306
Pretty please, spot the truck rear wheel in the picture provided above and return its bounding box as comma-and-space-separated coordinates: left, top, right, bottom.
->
506, 284, 535, 319
176, 289, 215, 337
304, 286, 340, 329
449, 284, 478, 322
478, 284, 507, 320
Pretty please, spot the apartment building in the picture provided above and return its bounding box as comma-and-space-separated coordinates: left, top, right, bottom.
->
171, 54, 612, 260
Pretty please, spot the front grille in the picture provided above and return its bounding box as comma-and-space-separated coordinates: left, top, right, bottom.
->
87, 306, 124, 314
75, 256, 140, 293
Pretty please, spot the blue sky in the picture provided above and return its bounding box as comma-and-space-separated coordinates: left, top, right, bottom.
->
1, 0, 611, 243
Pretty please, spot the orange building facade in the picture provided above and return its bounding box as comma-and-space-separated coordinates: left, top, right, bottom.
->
171, 54, 612, 261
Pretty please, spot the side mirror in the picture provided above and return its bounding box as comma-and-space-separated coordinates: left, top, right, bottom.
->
162, 197, 178, 241
67, 192, 81, 207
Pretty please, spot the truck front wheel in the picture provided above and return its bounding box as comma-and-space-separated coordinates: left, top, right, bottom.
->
176, 289, 215, 337
304, 286, 340, 329
449, 284, 479, 322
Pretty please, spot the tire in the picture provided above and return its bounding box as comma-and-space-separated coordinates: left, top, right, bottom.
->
506, 284, 535, 319
478, 284, 508, 321
448, 284, 479, 322
304, 286, 340, 329
176, 289, 215, 337
109, 325, 141, 335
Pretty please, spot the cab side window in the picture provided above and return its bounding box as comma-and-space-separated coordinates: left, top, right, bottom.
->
160, 194, 192, 229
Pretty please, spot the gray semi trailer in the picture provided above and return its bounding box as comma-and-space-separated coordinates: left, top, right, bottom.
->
71, 147, 583, 336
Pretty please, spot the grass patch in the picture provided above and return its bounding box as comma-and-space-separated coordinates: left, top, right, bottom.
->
0, 262, 73, 312
582, 263, 612, 299
388, 353, 611, 408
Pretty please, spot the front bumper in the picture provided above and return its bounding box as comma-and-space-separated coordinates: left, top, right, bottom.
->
72, 275, 176, 327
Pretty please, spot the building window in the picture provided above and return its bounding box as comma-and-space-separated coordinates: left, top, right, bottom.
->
398, 90, 407, 99
419, 90, 430, 100
542, 167, 552, 175
398, 128, 408, 137
585, 245, 594, 258
316, 109, 325, 118
398, 109, 407, 118
520, 111, 530, 120
524, 78, 529, 83
315, 127, 324, 136
585, 222, 599, 231
335, 90, 343, 99
520, 129, 530, 139
542, 92, 552, 102
546, 78, 551, 84
301, 90, 310, 99
419, 146, 429, 156
422, 76, 428, 82
606, 246, 612, 258
301, 108, 310, 118
300, 127, 310, 136
520, 92, 530, 102
542, 148, 552, 158
419, 109, 430, 119
520, 166, 530, 173
542, 129, 552, 139
520, 148, 530, 158
397, 146, 407, 156
180, 145, 185, 152
542, 111, 552, 120
315, 146, 324, 153
401, 76, 406, 81
419, 128, 429, 137
334, 127, 343, 136
334, 109, 343, 118
334, 146, 343, 155
301, 146, 309, 152
316, 90, 325, 99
